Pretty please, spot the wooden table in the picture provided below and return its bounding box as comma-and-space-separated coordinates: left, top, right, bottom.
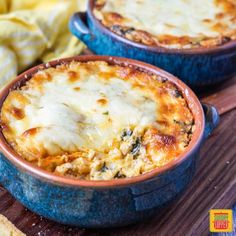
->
0, 67, 235, 235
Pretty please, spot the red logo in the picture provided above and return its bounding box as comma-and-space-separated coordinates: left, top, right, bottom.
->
213, 213, 229, 230
210, 209, 233, 232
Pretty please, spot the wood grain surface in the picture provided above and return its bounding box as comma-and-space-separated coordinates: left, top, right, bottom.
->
201, 76, 236, 115
0, 59, 235, 235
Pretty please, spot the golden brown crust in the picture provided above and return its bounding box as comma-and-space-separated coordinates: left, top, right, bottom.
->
94, 0, 236, 49
1, 61, 194, 180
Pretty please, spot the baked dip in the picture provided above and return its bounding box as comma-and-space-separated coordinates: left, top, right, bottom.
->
0, 61, 194, 180
94, 0, 236, 49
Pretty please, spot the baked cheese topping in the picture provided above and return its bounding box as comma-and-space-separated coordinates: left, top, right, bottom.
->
94, 0, 236, 49
1, 61, 194, 180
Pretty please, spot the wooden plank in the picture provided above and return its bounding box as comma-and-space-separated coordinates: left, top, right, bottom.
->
201, 77, 236, 115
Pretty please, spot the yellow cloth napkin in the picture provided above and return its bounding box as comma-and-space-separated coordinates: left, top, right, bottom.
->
0, 214, 25, 236
0, 0, 87, 88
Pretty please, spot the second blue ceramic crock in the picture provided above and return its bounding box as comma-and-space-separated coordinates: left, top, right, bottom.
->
69, 1, 236, 88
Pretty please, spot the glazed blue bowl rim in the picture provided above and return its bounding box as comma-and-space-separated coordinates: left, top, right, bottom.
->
0, 55, 205, 188
87, 0, 236, 55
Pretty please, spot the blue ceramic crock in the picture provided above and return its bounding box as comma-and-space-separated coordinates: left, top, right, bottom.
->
0, 56, 219, 228
69, 0, 236, 88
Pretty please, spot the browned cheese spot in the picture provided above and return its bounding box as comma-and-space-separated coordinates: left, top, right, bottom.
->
202, 18, 212, 23
158, 35, 191, 45
34, 72, 52, 83
0, 122, 9, 132
74, 86, 81, 91
144, 128, 176, 149
97, 98, 108, 106
22, 127, 40, 137
11, 107, 25, 119
68, 71, 79, 82
105, 12, 124, 24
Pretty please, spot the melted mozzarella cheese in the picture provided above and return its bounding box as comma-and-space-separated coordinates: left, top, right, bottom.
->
101, 0, 221, 37
1, 61, 194, 180
2, 62, 157, 156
